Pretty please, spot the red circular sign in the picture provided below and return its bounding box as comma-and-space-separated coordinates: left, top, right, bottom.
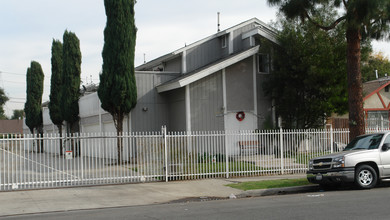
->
236, 111, 245, 121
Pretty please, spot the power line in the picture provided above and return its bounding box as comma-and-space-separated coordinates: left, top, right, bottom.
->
9, 97, 26, 100
2, 80, 50, 87
6, 100, 25, 104
2, 80, 26, 84
0, 70, 52, 80
6, 98, 48, 104
0, 70, 25, 76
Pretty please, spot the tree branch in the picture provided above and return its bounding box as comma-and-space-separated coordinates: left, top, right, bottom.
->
305, 11, 346, 31
343, 0, 348, 8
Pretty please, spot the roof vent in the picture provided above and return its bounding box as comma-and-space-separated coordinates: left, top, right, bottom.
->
217, 12, 220, 32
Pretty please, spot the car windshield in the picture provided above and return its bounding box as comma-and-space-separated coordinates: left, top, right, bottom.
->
344, 134, 384, 151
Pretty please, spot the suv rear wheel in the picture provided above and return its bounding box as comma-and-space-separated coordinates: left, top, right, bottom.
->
355, 165, 377, 189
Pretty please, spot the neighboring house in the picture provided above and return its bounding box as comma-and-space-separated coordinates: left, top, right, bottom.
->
326, 115, 349, 129
0, 119, 23, 134
24, 18, 279, 134
363, 77, 390, 129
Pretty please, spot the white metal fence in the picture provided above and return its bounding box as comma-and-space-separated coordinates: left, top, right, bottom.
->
0, 127, 350, 191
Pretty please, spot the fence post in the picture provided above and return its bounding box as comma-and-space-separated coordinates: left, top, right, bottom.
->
330, 125, 334, 154
225, 131, 229, 179
80, 133, 84, 181
280, 127, 284, 175
162, 126, 168, 182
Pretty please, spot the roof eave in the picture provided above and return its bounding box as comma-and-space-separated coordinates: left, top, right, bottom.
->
173, 18, 277, 55
363, 81, 390, 101
242, 28, 279, 45
135, 53, 177, 71
156, 45, 260, 93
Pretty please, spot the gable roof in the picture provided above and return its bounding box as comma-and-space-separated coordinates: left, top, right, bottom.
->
135, 18, 277, 71
363, 77, 390, 101
156, 46, 259, 93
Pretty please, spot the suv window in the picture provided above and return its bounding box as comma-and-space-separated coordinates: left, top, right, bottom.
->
344, 134, 384, 151
383, 135, 390, 144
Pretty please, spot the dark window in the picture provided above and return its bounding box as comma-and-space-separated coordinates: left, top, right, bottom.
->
385, 85, 389, 92
384, 135, 390, 144
257, 54, 269, 73
344, 134, 384, 151
221, 35, 227, 48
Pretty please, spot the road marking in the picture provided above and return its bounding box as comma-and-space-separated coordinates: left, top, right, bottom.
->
307, 194, 324, 197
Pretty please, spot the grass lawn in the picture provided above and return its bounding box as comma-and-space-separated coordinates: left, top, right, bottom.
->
293, 152, 329, 165
226, 178, 313, 191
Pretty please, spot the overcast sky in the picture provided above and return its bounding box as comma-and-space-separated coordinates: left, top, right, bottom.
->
1, 0, 390, 117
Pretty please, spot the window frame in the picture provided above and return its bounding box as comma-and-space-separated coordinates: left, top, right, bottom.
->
221, 35, 227, 49
257, 53, 270, 74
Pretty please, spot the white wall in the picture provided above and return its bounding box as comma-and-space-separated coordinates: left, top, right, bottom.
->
224, 111, 258, 155
79, 93, 102, 118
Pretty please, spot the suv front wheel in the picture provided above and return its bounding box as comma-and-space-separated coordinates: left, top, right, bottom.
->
355, 165, 377, 189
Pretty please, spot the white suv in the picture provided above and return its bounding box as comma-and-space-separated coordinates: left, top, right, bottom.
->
307, 132, 390, 189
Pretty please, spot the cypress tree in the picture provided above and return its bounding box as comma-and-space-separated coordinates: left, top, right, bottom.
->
98, 0, 137, 163
62, 30, 81, 157
49, 39, 64, 155
62, 30, 81, 135
24, 61, 44, 152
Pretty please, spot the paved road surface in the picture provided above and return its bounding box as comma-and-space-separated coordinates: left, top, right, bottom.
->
2, 186, 390, 220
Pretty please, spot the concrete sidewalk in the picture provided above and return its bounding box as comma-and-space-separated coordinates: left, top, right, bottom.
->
0, 174, 317, 217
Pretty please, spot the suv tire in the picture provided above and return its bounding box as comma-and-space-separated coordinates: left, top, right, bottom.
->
355, 165, 377, 189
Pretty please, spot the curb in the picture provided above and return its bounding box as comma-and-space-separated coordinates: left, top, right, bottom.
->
236, 185, 320, 198
166, 185, 320, 204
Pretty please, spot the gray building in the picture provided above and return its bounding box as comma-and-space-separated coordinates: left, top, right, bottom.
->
134, 18, 278, 132
27, 18, 278, 134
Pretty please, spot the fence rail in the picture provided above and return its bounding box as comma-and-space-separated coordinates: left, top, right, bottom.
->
0, 127, 351, 191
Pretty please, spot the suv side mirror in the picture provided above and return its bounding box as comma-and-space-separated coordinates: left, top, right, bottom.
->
382, 143, 390, 151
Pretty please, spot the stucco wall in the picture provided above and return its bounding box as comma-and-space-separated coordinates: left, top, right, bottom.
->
365, 94, 384, 109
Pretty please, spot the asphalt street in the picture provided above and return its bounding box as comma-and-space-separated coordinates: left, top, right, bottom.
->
2, 186, 390, 220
